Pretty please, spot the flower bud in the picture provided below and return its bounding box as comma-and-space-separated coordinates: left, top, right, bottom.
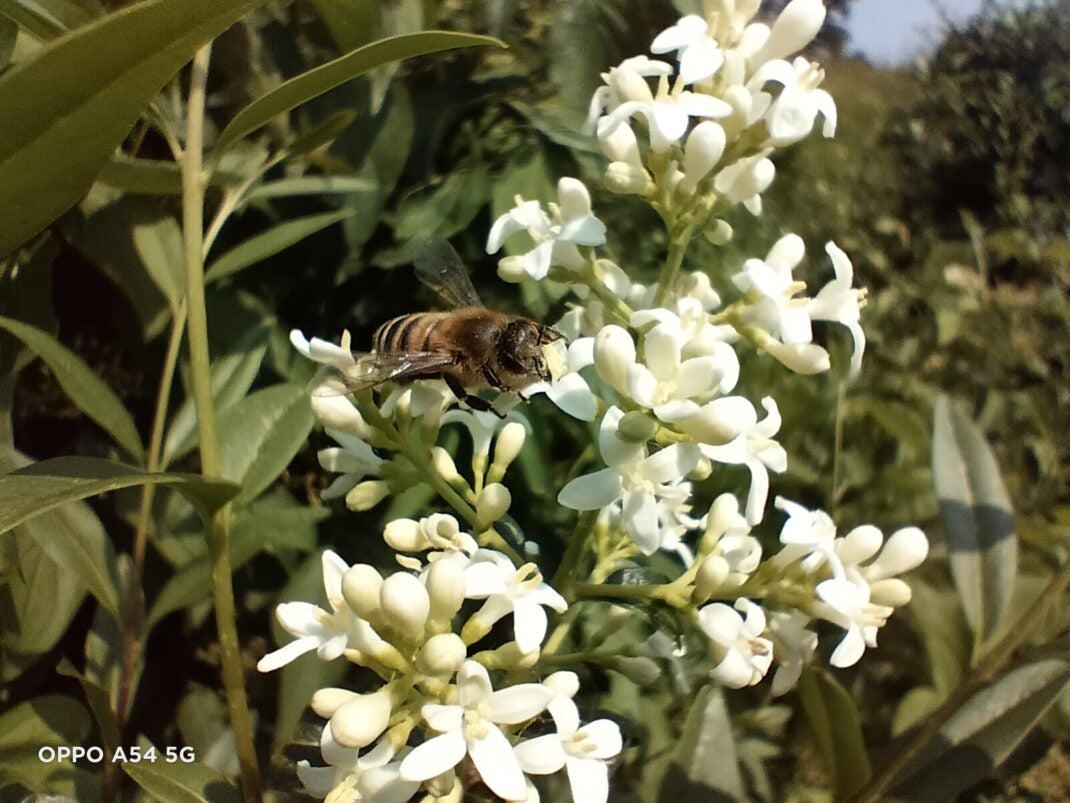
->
693, 556, 730, 602
342, 564, 383, 618
350, 619, 408, 671
594, 325, 635, 393
383, 518, 425, 553
703, 219, 734, 246
869, 578, 913, 608
478, 640, 540, 668
476, 483, 512, 526
866, 527, 929, 580
617, 411, 657, 444
416, 633, 467, 676
430, 447, 462, 484
838, 525, 884, 566
330, 687, 393, 748
380, 572, 430, 640
497, 255, 527, 283
607, 655, 661, 686
345, 480, 390, 511
680, 121, 727, 194
687, 457, 713, 482
720, 157, 776, 204
426, 558, 466, 625
311, 687, 358, 718
492, 422, 527, 472
309, 386, 374, 440
759, 0, 826, 64
762, 338, 831, 374
605, 162, 652, 195
557, 177, 593, 220
766, 233, 806, 273
598, 120, 642, 167
543, 671, 579, 698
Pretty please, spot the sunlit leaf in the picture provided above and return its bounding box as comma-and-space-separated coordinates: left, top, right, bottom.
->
243, 175, 375, 205
0, 0, 100, 40
0, 0, 271, 257
132, 211, 185, 311
214, 30, 503, 155
932, 395, 1017, 643
658, 685, 746, 801
0, 314, 144, 460
124, 757, 241, 803
0, 456, 239, 535
204, 209, 352, 284
0, 695, 95, 797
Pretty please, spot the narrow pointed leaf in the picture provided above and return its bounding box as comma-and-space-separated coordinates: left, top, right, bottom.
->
124, 758, 241, 803
214, 30, 504, 155
798, 667, 871, 799
204, 209, 352, 284
0, 695, 94, 796
658, 685, 745, 800
932, 395, 1017, 642
0, 314, 143, 460
892, 657, 1070, 799
0, 0, 271, 257
0, 456, 239, 535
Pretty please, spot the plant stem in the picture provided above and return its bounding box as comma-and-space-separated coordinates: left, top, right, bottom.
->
849, 555, 1070, 803
181, 43, 262, 803
830, 379, 847, 514
654, 224, 695, 307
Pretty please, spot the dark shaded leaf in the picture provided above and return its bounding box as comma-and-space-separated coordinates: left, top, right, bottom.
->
57, 658, 121, 755
0, 314, 144, 460
0, 0, 99, 40
243, 175, 375, 205
287, 108, 358, 156
0, 0, 272, 257
798, 667, 872, 799
96, 155, 244, 196
0, 695, 95, 797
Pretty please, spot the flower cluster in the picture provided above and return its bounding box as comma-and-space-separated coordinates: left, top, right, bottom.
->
268, 1, 927, 800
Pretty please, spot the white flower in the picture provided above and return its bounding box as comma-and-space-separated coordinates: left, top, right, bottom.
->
809, 242, 866, 376
317, 429, 385, 502
384, 513, 478, 556
650, 15, 725, 84
714, 153, 775, 214
732, 233, 812, 345
486, 178, 606, 280
258, 551, 355, 672
290, 329, 357, 369
690, 397, 787, 525
557, 407, 701, 554
750, 56, 836, 146
514, 697, 623, 803
464, 551, 568, 654
766, 610, 818, 696
523, 336, 598, 421
399, 661, 554, 801
296, 727, 418, 803
770, 496, 841, 574
814, 574, 886, 668
585, 55, 675, 133
754, 0, 827, 65
597, 72, 732, 153
697, 599, 774, 688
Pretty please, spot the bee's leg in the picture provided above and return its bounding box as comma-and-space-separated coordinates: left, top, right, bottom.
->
483, 365, 507, 391
445, 374, 503, 418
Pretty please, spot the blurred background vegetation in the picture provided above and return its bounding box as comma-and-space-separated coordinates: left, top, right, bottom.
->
1, 0, 1067, 800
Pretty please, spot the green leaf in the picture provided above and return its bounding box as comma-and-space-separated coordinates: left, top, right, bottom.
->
0, 456, 239, 535
124, 756, 241, 803
96, 155, 244, 196
85, 598, 125, 714
932, 395, 1017, 643
214, 30, 504, 155
798, 667, 872, 800
0, 0, 99, 40
658, 685, 746, 802
0, 15, 15, 70
0, 314, 144, 460
0, 695, 95, 797
57, 658, 121, 755
243, 175, 376, 205
176, 683, 239, 776
0, 0, 271, 257
892, 658, 1070, 799
217, 382, 314, 504
287, 108, 358, 156
204, 209, 353, 284
131, 212, 185, 311
162, 323, 270, 467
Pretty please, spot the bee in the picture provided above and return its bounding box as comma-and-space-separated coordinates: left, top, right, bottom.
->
339, 239, 562, 414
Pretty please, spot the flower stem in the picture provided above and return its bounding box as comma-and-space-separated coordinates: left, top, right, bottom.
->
654, 223, 695, 307
181, 44, 261, 803
849, 554, 1070, 803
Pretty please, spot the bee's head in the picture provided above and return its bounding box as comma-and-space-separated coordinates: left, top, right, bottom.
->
498, 319, 558, 385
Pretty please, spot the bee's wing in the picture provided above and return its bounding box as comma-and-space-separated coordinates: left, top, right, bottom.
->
414, 239, 483, 309
317, 350, 456, 396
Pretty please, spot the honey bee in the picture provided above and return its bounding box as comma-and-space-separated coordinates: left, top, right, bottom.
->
339, 239, 562, 413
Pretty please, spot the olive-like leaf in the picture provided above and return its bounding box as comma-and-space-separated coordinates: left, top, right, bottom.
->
132, 211, 185, 311
891, 658, 1070, 799
57, 658, 121, 756
0, 0, 271, 257
798, 667, 872, 800
217, 382, 314, 504
658, 685, 746, 801
96, 155, 244, 196
0, 0, 98, 40
287, 108, 358, 156
204, 209, 353, 284
124, 757, 241, 803
932, 395, 1017, 643
214, 30, 504, 155
0, 15, 16, 69
243, 175, 375, 205
0, 695, 95, 796
0, 314, 144, 460
0, 456, 239, 535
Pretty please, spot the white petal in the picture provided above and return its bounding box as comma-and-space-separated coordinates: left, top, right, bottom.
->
626, 364, 658, 408
829, 626, 866, 668
560, 214, 607, 246
544, 373, 597, 421
295, 762, 335, 797
743, 458, 771, 525
488, 682, 555, 724
558, 469, 623, 510
677, 91, 732, 119
275, 602, 327, 639
623, 490, 661, 555
469, 725, 529, 801
679, 38, 724, 84
674, 356, 719, 398
256, 636, 319, 672
566, 756, 610, 803
321, 550, 349, 603
423, 703, 464, 733
399, 731, 466, 782
548, 695, 580, 733
512, 598, 550, 654
514, 735, 567, 775
581, 720, 623, 758
697, 603, 743, 645
642, 443, 700, 484
458, 660, 494, 707
464, 562, 509, 598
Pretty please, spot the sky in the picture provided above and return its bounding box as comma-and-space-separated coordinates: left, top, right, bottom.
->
844, 0, 1001, 64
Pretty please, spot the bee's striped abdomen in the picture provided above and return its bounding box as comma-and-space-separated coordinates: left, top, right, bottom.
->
373, 313, 447, 354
